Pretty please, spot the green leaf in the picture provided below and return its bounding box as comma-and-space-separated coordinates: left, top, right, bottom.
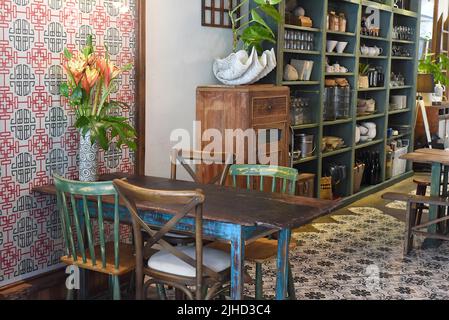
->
60, 83, 69, 97
259, 4, 281, 23
251, 9, 274, 37
74, 116, 90, 129
64, 48, 73, 60
253, 0, 282, 5
241, 24, 276, 50
71, 85, 83, 103
97, 126, 110, 150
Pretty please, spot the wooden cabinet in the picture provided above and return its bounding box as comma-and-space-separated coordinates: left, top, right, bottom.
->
196, 84, 290, 184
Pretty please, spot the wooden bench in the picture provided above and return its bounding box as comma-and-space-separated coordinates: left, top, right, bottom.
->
382, 192, 449, 254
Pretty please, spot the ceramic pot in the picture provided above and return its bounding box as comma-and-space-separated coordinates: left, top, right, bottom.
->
336, 41, 348, 53
79, 130, 98, 182
326, 40, 338, 53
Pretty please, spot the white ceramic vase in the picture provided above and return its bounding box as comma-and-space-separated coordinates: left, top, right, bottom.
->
213, 47, 276, 86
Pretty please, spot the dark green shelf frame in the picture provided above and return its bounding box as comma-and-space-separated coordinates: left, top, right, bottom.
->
275, 0, 421, 201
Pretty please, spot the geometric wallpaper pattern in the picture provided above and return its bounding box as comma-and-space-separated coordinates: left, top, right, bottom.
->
0, 0, 136, 288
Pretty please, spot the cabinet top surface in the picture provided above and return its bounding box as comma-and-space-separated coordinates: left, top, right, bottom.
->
197, 84, 289, 92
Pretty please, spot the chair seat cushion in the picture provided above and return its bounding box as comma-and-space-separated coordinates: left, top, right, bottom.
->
148, 246, 230, 278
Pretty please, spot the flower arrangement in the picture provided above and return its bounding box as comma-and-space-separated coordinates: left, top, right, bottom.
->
60, 35, 137, 151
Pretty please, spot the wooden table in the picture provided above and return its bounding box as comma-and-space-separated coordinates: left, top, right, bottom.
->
401, 148, 449, 245
33, 174, 337, 300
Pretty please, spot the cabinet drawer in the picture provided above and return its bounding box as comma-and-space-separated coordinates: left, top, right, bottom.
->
252, 96, 288, 123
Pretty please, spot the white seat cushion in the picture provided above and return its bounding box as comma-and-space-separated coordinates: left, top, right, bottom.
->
148, 246, 230, 278
165, 232, 191, 239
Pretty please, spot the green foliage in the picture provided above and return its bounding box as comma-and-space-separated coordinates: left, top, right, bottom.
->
229, 0, 281, 53
419, 53, 449, 86
359, 63, 370, 76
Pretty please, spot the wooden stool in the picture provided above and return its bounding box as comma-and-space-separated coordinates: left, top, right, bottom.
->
413, 177, 431, 225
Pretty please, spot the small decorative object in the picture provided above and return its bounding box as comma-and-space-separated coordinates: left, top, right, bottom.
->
293, 6, 305, 17
61, 35, 136, 181
336, 41, 348, 54
338, 13, 347, 32
201, 0, 240, 28
320, 176, 333, 200
299, 16, 313, 27
290, 59, 314, 81
284, 64, 299, 81
326, 40, 338, 53
213, 0, 281, 85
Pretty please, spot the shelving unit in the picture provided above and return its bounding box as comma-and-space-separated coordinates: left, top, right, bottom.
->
275, 0, 421, 202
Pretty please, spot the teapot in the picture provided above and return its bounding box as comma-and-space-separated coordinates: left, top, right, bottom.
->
360, 44, 369, 56
434, 82, 446, 103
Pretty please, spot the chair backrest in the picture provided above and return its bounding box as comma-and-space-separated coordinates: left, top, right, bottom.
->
170, 148, 234, 186
113, 178, 216, 300
229, 164, 298, 195
54, 175, 121, 271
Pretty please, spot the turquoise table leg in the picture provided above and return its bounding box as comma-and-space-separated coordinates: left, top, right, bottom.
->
424, 163, 442, 248
230, 226, 244, 300
275, 228, 291, 300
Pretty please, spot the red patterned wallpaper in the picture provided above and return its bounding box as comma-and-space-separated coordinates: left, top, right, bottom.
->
0, 0, 136, 287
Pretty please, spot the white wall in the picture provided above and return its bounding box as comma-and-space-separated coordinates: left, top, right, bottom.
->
145, 0, 235, 178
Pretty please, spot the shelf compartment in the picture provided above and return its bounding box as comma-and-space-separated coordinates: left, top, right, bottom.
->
393, 8, 418, 18
325, 72, 355, 76
284, 24, 321, 32
292, 155, 318, 165
390, 85, 413, 90
356, 113, 385, 121
283, 49, 321, 55
392, 39, 415, 44
326, 30, 356, 37
360, 35, 389, 42
391, 56, 414, 60
388, 108, 411, 115
323, 118, 352, 126
282, 81, 321, 86
359, 55, 388, 59
291, 123, 319, 130
322, 146, 352, 158
358, 87, 387, 92
355, 138, 384, 150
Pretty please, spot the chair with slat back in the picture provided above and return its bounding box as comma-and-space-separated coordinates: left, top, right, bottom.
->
170, 148, 234, 186
208, 164, 298, 300
113, 178, 231, 300
168, 149, 234, 245
54, 175, 135, 300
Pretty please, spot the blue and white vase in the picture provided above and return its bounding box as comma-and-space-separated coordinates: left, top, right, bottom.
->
79, 130, 98, 182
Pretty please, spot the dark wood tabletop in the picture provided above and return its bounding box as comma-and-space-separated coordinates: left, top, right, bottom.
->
33, 174, 338, 230
401, 148, 449, 166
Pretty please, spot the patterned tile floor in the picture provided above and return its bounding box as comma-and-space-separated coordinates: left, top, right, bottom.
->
243, 181, 449, 300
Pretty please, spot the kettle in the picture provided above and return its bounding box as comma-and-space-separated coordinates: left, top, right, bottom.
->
434, 82, 446, 103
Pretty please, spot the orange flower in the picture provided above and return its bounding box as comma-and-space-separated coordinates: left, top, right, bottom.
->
66, 53, 87, 85
81, 66, 100, 94
96, 58, 122, 88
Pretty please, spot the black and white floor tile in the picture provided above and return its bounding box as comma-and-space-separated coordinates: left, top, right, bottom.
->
243, 204, 449, 300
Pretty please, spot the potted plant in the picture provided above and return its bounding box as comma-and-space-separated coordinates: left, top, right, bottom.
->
358, 63, 370, 89
213, 0, 282, 85
418, 53, 449, 86
60, 35, 137, 181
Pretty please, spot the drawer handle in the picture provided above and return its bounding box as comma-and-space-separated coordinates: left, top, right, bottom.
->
266, 105, 273, 111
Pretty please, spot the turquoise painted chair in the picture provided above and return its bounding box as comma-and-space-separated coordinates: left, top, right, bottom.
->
54, 175, 135, 300
209, 164, 298, 299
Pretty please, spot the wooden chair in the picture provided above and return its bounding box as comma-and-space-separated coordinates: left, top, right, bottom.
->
170, 148, 234, 186
413, 176, 431, 225
382, 192, 449, 254
54, 175, 135, 300
113, 179, 231, 300
208, 164, 298, 300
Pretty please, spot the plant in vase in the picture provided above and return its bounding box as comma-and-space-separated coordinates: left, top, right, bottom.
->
358, 63, 370, 89
61, 35, 136, 182
213, 0, 282, 85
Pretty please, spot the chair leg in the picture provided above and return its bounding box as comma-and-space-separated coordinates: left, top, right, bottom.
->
255, 262, 263, 300
287, 263, 296, 300
112, 275, 121, 300
66, 289, 74, 300
404, 202, 414, 255
156, 284, 167, 300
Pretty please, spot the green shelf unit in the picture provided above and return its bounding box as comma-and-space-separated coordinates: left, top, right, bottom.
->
274, 0, 421, 201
